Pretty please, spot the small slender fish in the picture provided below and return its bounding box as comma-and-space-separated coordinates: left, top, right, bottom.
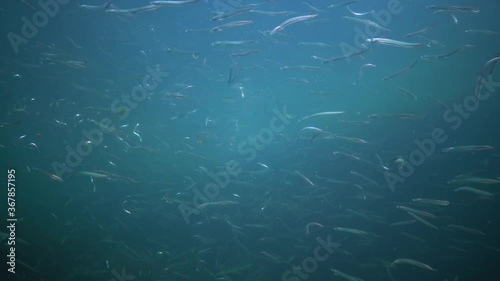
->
32, 167, 64, 183
211, 20, 253, 32
299, 111, 346, 122
152, 0, 200, 6
257, 162, 269, 169
334, 227, 379, 238
465, 29, 498, 35
426, 5, 479, 14
400, 232, 425, 243
80, 4, 107, 10
398, 87, 417, 101
322, 48, 369, 64
328, 0, 357, 9
391, 220, 416, 226
366, 38, 430, 48
397, 206, 436, 218
212, 40, 256, 46
66, 36, 82, 49
252, 10, 295, 16
474, 56, 500, 103
28, 143, 39, 151
302, 2, 326, 14
346, 5, 374, 16
294, 170, 315, 186
350, 171, 378, 185
133, 123, 142, 142
336, 136, 369, 144
375, 154, 390, 171
404, 22, 436, 38
77, 171, 110, 178
383, 59, 420, 81
406, 211, 438, 230
428, 95, 449, 109
198, 200, 239, 209
230, 50, 259, 57
270, 14, 318, 35
106, 5, 161, 14
454, 186, 494, 197
122, 201, 132, 214
412, 198, 449, 206
211, 7, 254, 21
330, 268, 364, 281
343, 16, 390, 32
305, 222, 324, 235
447, 224, 485, 235
53, 118, 68, 126
298, 42, 332, 48
448, 177, 500, 185
369, 113, 422, 120
420, 45, 473, 60
358, 63, 376, 80
297, 126, 331, 141
280, 65, 327, 71
260, 251, 284, 264
390, 258, 437, 271
442, 145, 494, 152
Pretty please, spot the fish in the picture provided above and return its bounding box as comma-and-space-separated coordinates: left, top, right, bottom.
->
406, 211, 438, 230
448, 177, 500, 185
447, 224, 485, 235
404, 22, 436, 38
454, 186, 494, 197
412, 198, 450, 206
369, 113, 422, 120
151, 0, 200, 6
330, 268, 364, 281
334, 227, 379, 238
32, 167, 64, 182
76, 171, 111, 178
321, 48, 369, 64
270, 14, 318, 35
465, 29, 498, 35
298, 42, 333, 48
397, 206, 437, 218
420, 45, 474, 60
299, 111, 347, 122
383, 59, 420, 81
210, 20, 253, 32
398, 87, 417, 101
305, 222, 324, 235
426, 5, 479, 14
294, 170, 315, 186
343, 16, 391, 32
390, 258, 437, 271
442, 145, 494, 152
366, 38, 430, 48
211, 7, 254, 21
474, 56, 500, 103
197, 200, 239, 209
211, 40, 256, 46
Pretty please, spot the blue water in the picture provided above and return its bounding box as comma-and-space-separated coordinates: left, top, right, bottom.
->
1, 0, 499, 280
